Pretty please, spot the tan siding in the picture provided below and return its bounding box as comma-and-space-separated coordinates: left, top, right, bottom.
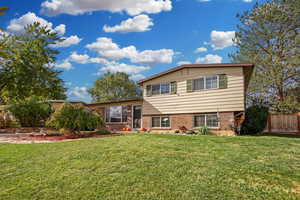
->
142, 67, 245, 115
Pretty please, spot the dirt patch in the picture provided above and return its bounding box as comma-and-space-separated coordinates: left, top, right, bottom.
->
0, 133, 122, 144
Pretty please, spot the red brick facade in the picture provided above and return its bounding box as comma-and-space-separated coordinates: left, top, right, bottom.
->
142, 112, 237, 136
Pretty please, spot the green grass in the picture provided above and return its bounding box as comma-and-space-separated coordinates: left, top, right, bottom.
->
1, 134, 300, 200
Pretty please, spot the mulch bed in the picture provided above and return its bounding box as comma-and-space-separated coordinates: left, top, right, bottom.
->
16, 133, 123, 142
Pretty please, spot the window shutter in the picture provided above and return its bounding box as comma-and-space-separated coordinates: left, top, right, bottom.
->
219, 74, 228, 89
146, 85, 152, 96
186, 80, 193, 92
170, 81, 177, 94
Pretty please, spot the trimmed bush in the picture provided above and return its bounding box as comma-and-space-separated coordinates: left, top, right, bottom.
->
46, 103, 104, 136
8, 96, 53, 127
240, 105, 269, 135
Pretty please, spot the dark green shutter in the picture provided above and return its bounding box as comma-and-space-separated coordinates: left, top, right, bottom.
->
187, 80, 193, 92
146, 85, 152, 96
219, 74, 228, 89
170, 81, 177, 94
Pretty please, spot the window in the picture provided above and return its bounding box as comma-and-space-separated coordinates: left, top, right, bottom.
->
152, 84, 160, 95
161, 117, 170, 128
194, 115, 205, 127
193, 78, 205, 91
146, 82, 176, 96
206, 76, 218, 89
105, 106, 128, 123
206, 114, 218, 127
187, 74, 226, 92
194, 113, 219, 128
152, 117, 161, 128
151, 116, 171, 128
161, 83, 170, 94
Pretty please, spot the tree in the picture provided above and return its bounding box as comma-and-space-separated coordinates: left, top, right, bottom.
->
0, 22, 67, 104
88, 72, 141, 103
231, 0, 300, 113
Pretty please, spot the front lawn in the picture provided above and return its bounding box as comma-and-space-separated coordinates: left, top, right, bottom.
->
1, 134, 300, 200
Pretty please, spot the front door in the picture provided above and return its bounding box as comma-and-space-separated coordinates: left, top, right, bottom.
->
133, 105, 142, 129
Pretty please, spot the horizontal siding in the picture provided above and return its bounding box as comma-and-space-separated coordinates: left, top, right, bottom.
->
142, 67, 245, 115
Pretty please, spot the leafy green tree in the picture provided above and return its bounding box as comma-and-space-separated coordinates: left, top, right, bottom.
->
0, 22, 67, 104
88, 72, 141, 103
231, 0, 300, 113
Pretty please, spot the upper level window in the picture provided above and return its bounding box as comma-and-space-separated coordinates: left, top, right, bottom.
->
146, 82, 176, 96
105, 106, 127, 123
206, 76, 218, 89
161, 83, 170, 94
188, 74, 226, 92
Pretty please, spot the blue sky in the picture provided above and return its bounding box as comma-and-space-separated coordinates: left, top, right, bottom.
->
1, 0, 264, 102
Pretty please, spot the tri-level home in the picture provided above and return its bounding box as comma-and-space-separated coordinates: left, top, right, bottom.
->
85, 63, 254, 135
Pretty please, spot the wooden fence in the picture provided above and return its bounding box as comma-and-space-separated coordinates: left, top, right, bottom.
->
264, 113, 300, 134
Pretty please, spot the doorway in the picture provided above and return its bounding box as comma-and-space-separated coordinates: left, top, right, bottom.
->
132, 105, 142, 129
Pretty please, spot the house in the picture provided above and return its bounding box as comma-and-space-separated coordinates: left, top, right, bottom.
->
86, 63, 254, 135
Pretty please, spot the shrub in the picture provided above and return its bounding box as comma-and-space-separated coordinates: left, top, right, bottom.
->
46, 103, 104, 136
240, 105, 269, 135
8, 96, 53, 127
0, 111, 13, 128
198, 125, 210, 135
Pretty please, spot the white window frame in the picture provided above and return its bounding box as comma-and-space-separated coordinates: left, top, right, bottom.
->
105, 106, 128, 124
194, 113, 219, 128
147, 82, 172, 96
192, 75, 220, 91
151, 116, 171, 128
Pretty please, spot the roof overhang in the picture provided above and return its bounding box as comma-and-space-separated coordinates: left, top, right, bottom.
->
137, 63, 254, 85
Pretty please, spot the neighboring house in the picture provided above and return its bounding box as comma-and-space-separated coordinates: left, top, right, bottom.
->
84, 63, 254, 135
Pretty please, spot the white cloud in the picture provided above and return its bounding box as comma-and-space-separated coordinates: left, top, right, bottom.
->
130, 74, 146, 81
50, 35, 82, 48
98, 62, 150, 74
103, 14, 154, 33
210, 30, 235, 50
7, 12, 65, 35
177, 61, 191, 65
86, 37, 174, 65
55, 59, 73, 70
131, 49, 174, 65
197, 0, 211, 2
54, 24, 66, 35
41, 0, 172, 16
243, 0, 252, 2
68, 86, 89, 99
194, 47, 207, 53
69, 52, 90, 64
195, 54, 222, 64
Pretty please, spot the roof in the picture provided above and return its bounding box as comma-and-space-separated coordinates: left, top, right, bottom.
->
48, 100, 87, 105
137, 63, 254, 85
88, 97, 143, 106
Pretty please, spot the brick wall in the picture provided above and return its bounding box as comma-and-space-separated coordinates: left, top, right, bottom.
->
142, 112, 236, 135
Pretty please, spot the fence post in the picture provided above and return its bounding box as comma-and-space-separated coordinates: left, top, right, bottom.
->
268, 114, 272, 133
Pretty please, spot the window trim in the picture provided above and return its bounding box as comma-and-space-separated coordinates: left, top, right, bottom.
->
105, 106, 128, 124
193, 113, 219, 129
151, 116, 171, 129
146, 82, 175, 96
191, 75, 220, 92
